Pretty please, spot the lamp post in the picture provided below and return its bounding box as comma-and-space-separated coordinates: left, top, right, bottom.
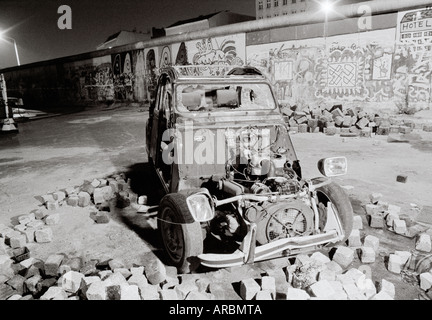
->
0, 34, 21, 66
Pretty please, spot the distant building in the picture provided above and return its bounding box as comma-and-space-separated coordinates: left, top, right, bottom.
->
255, 0, 368, 19
96, 30, 152, 50
165, 10, 255, 36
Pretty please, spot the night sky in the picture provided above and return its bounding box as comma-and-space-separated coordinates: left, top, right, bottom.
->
0, 0, 255, 68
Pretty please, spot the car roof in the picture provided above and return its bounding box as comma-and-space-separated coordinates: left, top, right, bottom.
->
159, 65, 268, 83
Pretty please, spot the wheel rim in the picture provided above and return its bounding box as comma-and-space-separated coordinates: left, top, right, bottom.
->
160, 207, 185, 264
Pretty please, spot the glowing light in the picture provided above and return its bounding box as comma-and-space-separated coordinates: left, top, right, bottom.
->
321, 0, 335, 14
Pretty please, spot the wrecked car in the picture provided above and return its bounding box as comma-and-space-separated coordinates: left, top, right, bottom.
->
146, 65, 353, 273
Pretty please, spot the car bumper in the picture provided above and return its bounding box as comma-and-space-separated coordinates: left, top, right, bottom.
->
198, 230, 344, 268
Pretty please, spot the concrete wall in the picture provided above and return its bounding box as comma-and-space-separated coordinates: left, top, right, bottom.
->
1, 6, 432, 113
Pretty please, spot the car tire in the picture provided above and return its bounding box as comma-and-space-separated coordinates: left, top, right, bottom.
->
316, 181, 353, 245
157, 193, 203, 273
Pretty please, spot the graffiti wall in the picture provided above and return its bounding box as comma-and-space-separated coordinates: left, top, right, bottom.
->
395, 8, 432, 107
247, 29, 399, 108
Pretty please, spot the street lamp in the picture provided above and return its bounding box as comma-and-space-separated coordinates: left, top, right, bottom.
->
0, 34, 21, 66
321, 0, 334, 38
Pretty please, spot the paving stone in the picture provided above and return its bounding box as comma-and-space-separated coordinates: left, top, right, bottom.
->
386, 213, 399, 228
185, 290, 215, 300
369, 193, 383, 204
255, 290, 273, 300
175, 281, 199, 300
46, 201, 59, 211
310, 252, 331, 265
108, 258, 125, 270
53, 191, 66, 202
104, 272, 128, 287
294, 254, 312, 266
106, 284, 122, 300
24, 275, 42, 294
369, 214, 384, 229
36, 278, 57, 294
144, 259, 166, 285
347, 229, 362, 247
260, 276, 276, 299
79, 276, 101, 298
325, 261, 343, 274
113, 268, 131, 280
394, 251, 411, 267
352, 215, 363, 230
138, 284, 160, 300
208, 282, 242, 300
308, 280, 335, 299
240, 278, 261, 300
393, 219, 408, 235
26, 220, 45, 230
416, 233, 432, 252
86, 280, 107, 300
332, 246, 354, 269
92, 211, 110, 224
419, 272, 432, 291
359, 246, 375, 263
130, 266, 145, 276
285, 287, 310, 300
318, 268, 336, 281
7, 294, 22, 300
357, 277, 376, 299
371, 291, 394, 300
127, 274, 148, 287
0, 283, 16, 300
78, 191, 91, 207
377, 279, 395, 299
120, 284, 141, 300
35, 227, 53, 243
44, 213, 60, 226
62, 270, 85, 293
363, 235, 380, 252
80, 260, 99, 276
44, 254, 65, 277
9, 234, 27, 249
6, 274, 26, 295
67, 195, 79, 207
41, 194, 55, 203
159, 289, 178, 300
387, 254, 403, 274
342, 282, 364, 300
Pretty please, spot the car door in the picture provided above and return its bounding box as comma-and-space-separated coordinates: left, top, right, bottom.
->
149, 75, 172, 170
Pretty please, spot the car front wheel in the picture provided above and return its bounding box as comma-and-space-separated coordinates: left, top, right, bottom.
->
157, 193, 203, 273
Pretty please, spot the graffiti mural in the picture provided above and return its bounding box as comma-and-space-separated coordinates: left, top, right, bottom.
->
396, 8, 432, 104
111, 52, 135, 100
172, 34, 246, 76
160, 46, 172, 68
316, 48, 368, 100
247, 39, 324, 106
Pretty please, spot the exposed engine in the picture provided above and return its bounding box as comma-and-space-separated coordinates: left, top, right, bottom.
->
206, 126, 316, 247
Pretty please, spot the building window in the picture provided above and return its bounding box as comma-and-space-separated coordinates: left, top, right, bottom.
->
274, 0, 279, 7
275, 13, 279, 16
258, 0, 263, 10
292, 10, 297, 13
267, 0, 271, 8
292, 0, 296, 3
267, 15, 272, 18
283, 12, 288, 15
283, 0, 288, 5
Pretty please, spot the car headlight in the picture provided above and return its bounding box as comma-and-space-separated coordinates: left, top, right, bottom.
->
186, 191, 215, 222
318, 157, 348, 177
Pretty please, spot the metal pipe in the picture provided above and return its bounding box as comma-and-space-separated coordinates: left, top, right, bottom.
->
132, 0, 432, 49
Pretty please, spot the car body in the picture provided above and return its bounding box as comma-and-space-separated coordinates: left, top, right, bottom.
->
146, 65, 353, 273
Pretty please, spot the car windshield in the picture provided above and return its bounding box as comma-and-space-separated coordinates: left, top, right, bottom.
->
176, 83, 276, 112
